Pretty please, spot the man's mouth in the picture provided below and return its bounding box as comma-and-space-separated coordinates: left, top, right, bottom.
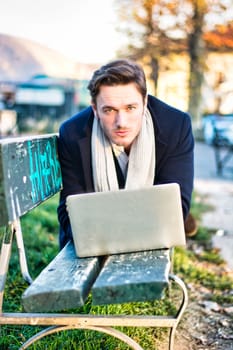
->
114, 129, 129, 137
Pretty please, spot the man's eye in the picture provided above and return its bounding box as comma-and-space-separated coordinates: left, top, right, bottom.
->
103, 108, 114, 113
127, 105, 136, 111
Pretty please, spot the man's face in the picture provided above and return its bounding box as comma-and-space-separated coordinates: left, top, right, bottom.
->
92, 83, 147, 153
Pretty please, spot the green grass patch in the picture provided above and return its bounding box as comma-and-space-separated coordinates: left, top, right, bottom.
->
189, 190, 214, 221
174, 193, 233, 304
174, 247, 233, 292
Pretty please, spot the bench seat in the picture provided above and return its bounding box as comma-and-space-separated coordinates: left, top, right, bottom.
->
22, 242, 170, 312
22, 241, 103, 312
92, 249, 170, 305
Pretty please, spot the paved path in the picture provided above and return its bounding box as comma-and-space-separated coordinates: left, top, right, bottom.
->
194, 141, 233, 269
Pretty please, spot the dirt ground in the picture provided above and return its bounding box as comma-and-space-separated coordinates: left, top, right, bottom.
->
171, 186, 233, 349
157, 238, 233, 350
174, 251, 233, 350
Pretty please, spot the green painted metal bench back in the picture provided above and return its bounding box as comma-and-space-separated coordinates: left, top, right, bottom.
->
0, 134, 62, 226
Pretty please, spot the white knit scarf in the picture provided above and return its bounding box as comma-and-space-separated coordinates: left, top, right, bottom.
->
91, 108, 155, 191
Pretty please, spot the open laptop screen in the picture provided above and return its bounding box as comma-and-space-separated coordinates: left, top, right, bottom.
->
66, 183, 185, 257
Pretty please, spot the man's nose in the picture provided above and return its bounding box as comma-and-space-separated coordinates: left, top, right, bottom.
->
115, 110, 127, 128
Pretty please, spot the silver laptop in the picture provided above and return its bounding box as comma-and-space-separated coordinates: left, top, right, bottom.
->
66, 183, 186, 257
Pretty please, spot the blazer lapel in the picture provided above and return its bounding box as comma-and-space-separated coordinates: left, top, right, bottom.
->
78, 114, 95, 192
151, 116, 168, 169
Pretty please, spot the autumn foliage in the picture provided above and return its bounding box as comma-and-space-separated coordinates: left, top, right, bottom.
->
204, 22, 233, 50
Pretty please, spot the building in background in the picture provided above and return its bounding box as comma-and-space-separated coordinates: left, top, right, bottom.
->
0, 75, 91, 134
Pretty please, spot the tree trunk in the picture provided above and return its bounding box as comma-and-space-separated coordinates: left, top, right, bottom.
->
149, 57, 159, 96
188, 1, 206, 131
188, 45, 205, 129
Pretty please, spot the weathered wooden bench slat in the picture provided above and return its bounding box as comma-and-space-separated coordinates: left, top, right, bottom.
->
92, 249, 170, 305
22, 241, 103, 312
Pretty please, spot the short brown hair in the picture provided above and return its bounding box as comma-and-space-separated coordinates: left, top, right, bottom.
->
87, 59, 147, 104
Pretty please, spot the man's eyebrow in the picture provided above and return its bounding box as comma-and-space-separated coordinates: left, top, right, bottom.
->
101, 105, 117, 110
127, 103, 139, 106
101, 102, 140, 109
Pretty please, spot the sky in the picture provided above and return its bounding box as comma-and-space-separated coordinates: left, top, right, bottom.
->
0, 0, 122, 64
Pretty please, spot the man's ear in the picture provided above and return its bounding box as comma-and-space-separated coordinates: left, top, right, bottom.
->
143, 95, 148, 114
91, 103, 98, 118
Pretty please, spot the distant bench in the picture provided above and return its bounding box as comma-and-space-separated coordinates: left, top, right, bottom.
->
211, 117, 233, 174
0, 134, 188, 350
213, 130, 233, 175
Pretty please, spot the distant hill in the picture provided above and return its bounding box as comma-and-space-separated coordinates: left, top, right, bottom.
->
0, 33, 96, 82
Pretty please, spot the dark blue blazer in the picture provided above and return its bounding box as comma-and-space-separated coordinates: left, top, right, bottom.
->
57, 95, 194, 248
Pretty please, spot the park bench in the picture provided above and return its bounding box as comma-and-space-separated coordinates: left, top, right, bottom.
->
203, 114, 233, 175
0, 134, 188, 350
213, 124, 233, 175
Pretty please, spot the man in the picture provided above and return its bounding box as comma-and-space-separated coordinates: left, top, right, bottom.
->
57, 59, 195, 249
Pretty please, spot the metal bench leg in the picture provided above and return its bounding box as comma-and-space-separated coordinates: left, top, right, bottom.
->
19, 325, 144, 350
168, 274, 189, 350
0, 224, 14, 313
17, 272, 188, 350
14, 219, 33, 284
0, 219, 32, 308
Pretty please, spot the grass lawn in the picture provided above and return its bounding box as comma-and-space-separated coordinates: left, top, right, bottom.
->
0, 193, 232, 349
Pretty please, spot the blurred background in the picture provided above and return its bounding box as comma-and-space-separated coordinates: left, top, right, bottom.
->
0, 4, 233, 344
0, 0, 233, 141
